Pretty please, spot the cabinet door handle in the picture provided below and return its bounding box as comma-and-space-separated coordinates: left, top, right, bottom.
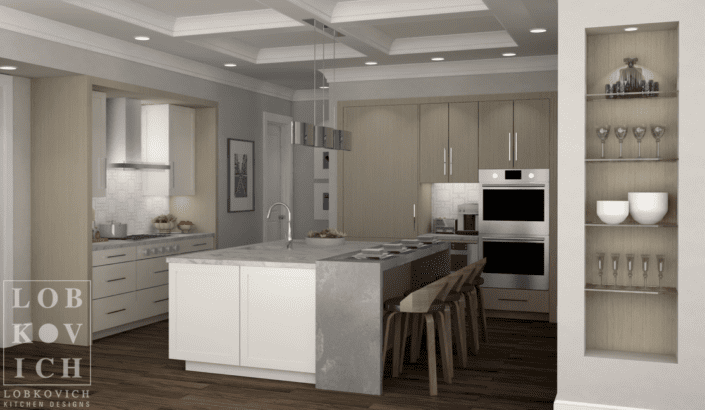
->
106, 277, 126, 282
101, 157, 107, 189
107, 254, 126, 259
514, 132, 518, 163
107, 308, 126, 315
443, 148, 446, 175
498, 298, 528, 302
508, 133, 511, 163
449, 147, 453, 176
153, 298, 169, 303
193, 243, 207, 247
154, 269, 169, 274
413, 204, 416, 230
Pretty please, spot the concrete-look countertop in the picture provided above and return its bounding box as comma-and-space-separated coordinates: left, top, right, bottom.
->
418, 233, 478, 242
92, 232, 215, 251
166, 239, 384, 269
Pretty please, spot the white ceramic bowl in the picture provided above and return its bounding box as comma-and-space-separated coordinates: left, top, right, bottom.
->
596, 201, 630, 225
628, 192, 668, 225
305, 237, 346, 247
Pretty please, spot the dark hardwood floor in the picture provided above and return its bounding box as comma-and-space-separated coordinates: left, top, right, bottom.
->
2, 318, 556, 410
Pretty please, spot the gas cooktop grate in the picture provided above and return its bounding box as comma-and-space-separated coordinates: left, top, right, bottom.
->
114, 234, 172, 241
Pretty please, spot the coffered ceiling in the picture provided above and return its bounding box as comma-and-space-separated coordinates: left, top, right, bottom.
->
0, 0, 557, 95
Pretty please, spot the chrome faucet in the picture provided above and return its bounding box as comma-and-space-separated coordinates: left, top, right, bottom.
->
266, 202, 293, 250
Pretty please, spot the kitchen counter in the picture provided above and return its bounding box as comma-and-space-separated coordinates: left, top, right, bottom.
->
418, 233, 478, 242
92, 232, 214, 251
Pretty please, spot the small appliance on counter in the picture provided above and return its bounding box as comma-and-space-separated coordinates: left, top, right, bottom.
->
98, 221, 128, 239
432, 218, 457, 234
457, 202, 478, 235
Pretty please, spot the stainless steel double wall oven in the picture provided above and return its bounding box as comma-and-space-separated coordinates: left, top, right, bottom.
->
478, 169, 549, 290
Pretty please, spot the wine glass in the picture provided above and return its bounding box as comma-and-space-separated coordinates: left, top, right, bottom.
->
615, 126, 628, 158
633, 126, 647, 158
596, 126, 610, 158
626, 254, 635, 287
611, 254, 620, 288
651, 125, 665, 158
641, 254, 650, 288
597, 253, 605, 286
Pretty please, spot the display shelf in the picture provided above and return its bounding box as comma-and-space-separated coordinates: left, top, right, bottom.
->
585, 283, 677, 295
586, 91, 678, 101
585, 220, 677, 228
585, 349, 678, 364
585, 157, 677, 162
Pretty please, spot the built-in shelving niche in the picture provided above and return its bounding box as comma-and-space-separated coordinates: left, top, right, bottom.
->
584, 22, 678, 364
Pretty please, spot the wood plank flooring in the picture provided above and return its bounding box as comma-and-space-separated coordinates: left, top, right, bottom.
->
2, 318, 556, 410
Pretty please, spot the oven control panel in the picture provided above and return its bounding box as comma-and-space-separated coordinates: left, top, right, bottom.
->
479, 169, 549, 184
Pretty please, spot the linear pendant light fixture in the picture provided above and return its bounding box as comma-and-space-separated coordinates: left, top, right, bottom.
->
291, 19, 351, 151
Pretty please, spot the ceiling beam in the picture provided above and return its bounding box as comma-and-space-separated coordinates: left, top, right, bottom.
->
331, 0, 489, 24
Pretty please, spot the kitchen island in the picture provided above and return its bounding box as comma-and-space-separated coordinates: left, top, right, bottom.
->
166, 239, 449, 395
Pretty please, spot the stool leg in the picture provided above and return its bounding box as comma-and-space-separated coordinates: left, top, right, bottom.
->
443, 305, 454, 380
410, 314, 421, 363
476, 285, 488, 342
468, 288, 480, 354
434, 309, 452, 384
424, 313, 438, 396
397, 312, 410, 375
392, 312, 403, 377
453, 299, 469, 368
382, 312, 398, 369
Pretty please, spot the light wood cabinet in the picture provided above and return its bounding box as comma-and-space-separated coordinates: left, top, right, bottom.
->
420, 103, 479, 183
92, 91, 107, 197
479, 99, 549, 169
142, 104, 196, 196
342, 105, 419, 239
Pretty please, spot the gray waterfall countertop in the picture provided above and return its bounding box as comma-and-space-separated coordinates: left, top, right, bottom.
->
166, 239, 383, 269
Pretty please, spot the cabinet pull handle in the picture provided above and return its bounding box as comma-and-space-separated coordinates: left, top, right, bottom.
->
107, 254, 126, 258
171, 161, 175, 189
154, 269, 169, 274
101, 157, 107, 189
413, 204, 416, 230
107, 308, 126, 315
514, 132, 518, 163
153, 298, 169, 303
443, 148, 446, 175
106, 277, 126, 282
193, 243, 207, 247
498, 298, 528, 302
508, 133, 511, 163
449, 147, 453, 176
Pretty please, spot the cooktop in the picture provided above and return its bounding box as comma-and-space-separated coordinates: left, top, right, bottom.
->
112, 234, 172, 241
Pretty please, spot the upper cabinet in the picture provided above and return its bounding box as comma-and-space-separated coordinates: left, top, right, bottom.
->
142, 104, 196, 196
479, 99, 550, 169
419, 102, 479, 183
92, 91, 107, 198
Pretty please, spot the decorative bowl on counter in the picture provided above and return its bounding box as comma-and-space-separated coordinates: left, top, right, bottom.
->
154, 221, 175, 233
628, 192, 668, 225
178, 221, 194, 233
305, 237, 346, 247
596, 200, 630, 225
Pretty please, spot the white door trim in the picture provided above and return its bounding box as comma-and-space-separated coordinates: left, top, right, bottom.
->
262, 112, 293, 242
0, 74, 13, 348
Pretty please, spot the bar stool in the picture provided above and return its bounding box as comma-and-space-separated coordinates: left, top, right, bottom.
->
457, 258, 487, 354
382, 270, 462, 396
472, 276, 488, 342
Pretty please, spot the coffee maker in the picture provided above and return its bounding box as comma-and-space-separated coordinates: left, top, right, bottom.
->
457, 203, 478, 235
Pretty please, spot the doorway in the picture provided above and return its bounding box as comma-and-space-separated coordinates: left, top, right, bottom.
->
262, 112, 293, 242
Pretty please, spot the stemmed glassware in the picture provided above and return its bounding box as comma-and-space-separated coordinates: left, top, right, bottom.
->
651, 125, 665, 158
626, 254, 635, 287
596, 126, 610, 158
633, 126, 647, 158
641, 254, 650, 288
615, 126, 628, 158
611, 254, 620, 287
657, 255, 665, 288
597, 253, 605, 286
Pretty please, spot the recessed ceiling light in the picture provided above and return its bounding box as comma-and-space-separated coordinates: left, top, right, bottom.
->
365, 61, 377, 65
530, 28, 547, 33
431, 57, 445, 61
503, 53, 516, 57
624, 27, 638, 31
0, 65, 17, 70
134, 36, 150, 41
224, 63, 237, 67
319, 86, 329, 89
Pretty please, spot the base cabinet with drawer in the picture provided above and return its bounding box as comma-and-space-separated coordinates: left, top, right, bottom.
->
481, 288, 549, 314
91, 235, 214, 339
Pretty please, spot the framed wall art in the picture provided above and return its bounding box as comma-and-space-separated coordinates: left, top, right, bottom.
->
228, 138, 254, 212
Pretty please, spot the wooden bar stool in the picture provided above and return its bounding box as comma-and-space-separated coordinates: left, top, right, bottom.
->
472, 276, 489, 343
457, 258, 487, 354
382, 271, 462, 396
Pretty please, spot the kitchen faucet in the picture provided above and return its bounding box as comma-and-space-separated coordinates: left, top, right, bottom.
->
266, 202, 293, 250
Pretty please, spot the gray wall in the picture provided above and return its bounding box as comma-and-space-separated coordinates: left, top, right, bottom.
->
0, 28, 292, 249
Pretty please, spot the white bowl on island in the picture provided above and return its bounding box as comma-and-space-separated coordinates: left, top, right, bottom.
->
628, 192, 668, 225
596, 200, 630, 225
305, 237, 346, 247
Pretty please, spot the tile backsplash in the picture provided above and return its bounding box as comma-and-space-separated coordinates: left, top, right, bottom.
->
93, 169, 170, 235
432, 183, 481, 218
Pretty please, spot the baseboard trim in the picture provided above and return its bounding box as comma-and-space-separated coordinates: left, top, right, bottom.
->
92, 313, 168, 341
185, 361, 315, 384
554, 400, 652, 410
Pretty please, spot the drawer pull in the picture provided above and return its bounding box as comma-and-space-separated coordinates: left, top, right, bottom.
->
107, 254, 127, 258
153, 298, 169, 303
107, 308, 126, 315
498, 298, 528, 302
154, 269, 169, 274
193, 243, 207, 247
106, 277, 126, 283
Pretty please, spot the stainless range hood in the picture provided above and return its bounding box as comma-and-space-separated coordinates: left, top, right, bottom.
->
106, 98, 170, 170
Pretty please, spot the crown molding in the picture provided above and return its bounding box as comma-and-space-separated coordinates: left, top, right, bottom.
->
256, 43, 365, 64
185, 38, 259, 64
173, 9, 303, 37
331, 0, 488, 24
0, 5, 295, 101
61, 0, 175, 35
319, 55, 558, 83
390, 31, 517, 55
336, 25, 394, 55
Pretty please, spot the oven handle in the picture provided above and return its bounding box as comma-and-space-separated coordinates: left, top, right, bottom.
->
481, 237, 546, 243
481, 184, 546, 188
